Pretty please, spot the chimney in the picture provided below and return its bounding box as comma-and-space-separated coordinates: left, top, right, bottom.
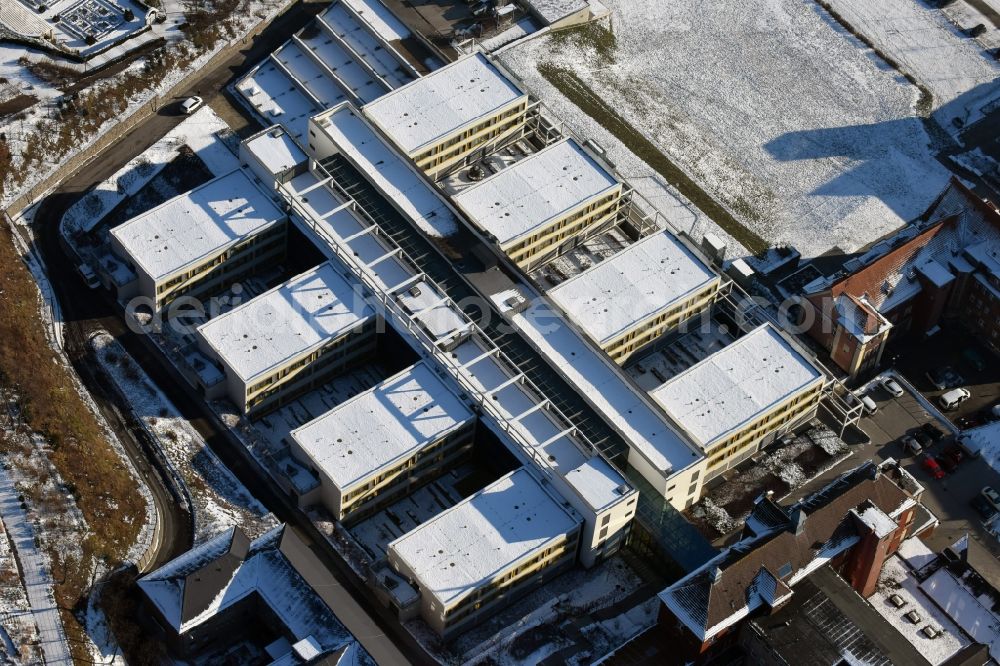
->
790, 507, 807, 535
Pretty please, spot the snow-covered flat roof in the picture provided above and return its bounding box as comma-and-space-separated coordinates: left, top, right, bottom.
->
111, 170, 285, 282
291, 362, 474, 489
341, 0, 410, 42
362, 53, 525, 154
452, 138, 620, 246
650, 324, 824, 450
243, 126, 307, 176
547, 230, 720, 345
282, 170, 468, 340
315, 104, 460, 239
198, 261, 374, 383
512, 301, 701, 477
236, 61, 323, 140
524, 0, 589, 24
871, 556, 971, 665
388, 468, 579, 607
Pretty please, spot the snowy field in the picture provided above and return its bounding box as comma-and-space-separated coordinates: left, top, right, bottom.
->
823, 0, 1000, 132
0, 517, 40, 663
92, 333, 278, 543
499, 0, 953, 258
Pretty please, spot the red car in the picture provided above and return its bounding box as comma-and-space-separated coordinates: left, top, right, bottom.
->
937, 454, 958, 474
921, 454, 946, 480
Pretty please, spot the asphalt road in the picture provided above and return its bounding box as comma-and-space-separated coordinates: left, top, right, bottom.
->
21, 3, 423, 663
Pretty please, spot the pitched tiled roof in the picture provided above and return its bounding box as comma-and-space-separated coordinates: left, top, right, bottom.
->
661, 462, 921, 640
808, 178, 1000, 315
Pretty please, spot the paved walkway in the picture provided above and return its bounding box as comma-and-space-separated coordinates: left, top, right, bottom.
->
0, 466, 72, 665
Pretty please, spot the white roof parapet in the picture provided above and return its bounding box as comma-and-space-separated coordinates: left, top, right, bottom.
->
197, 260, 375, 383
316, 104, 462, 240
451, 138, 620, 246
547, 229, 721, 345
291, 361, 474, 489
242, 126, 308, 176
361, 53, 526, 154
650, 323, 825, 451
111, 170, 285, 282
523, 0, 589, 25
511, 301, 702, 478
387, 468, 580, 608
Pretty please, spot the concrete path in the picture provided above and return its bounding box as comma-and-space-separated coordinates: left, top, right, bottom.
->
0, 467, 72, 665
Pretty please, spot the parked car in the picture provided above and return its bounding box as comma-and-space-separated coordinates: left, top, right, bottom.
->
942, 445, 964, 466
938, 454, 958, 473
939, 388, 971, 411
180, 96, 203, 115
926, 367, 963, 391
881, 376, 905, 398
982, 486, 1000, 511
902, 435, 922, 456
913, 430, 933, 449
971, 494, 997, 521
921, 455, 946, 480
860, 394, 878, 415
921, 422, 946, 442
77, 263, 100, 289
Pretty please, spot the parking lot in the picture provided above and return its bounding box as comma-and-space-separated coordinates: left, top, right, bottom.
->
791, 376, 1000, 557
892, 326, 1000, 430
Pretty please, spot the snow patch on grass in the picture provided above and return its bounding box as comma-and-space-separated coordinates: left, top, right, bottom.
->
91, 332, 277, 543
500, 0, 953, 258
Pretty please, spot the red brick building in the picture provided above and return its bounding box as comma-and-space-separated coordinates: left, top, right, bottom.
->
798, 178, 1000, 379
656, 460, 937, 664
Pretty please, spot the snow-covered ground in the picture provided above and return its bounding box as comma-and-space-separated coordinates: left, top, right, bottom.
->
499, 0, 953, 258
91, 332, 277, 543
872, 554, 970, 664
60, 106, 239, 234
689, 424, 852, 536
0, 510, 40, 664
823, 0, 1000, 133
0, 462, 72, 665
453, 557, 653, 666
2, 0, 290, 211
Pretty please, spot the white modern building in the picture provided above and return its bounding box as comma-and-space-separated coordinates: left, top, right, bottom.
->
546, 229, 722, 363
234, 0, 418, 140
240, 125, 309, 191
650, 324, 826, 479
197, 260, 377, 415
289, 361, 476, 522
280, 105, 638, 569
387, 468, 581, 637
362, 53, 530, 179
109, 169, 287, 310
451, 138, 626, 272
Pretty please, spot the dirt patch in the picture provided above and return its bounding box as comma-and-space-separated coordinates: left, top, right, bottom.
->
0, 94, 38, 120
685, 425, 852, 540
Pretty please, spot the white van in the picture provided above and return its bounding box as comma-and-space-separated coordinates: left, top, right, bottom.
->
860, 394, 878, 415
180, 96, 203, 115
939, 388, 971, 411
